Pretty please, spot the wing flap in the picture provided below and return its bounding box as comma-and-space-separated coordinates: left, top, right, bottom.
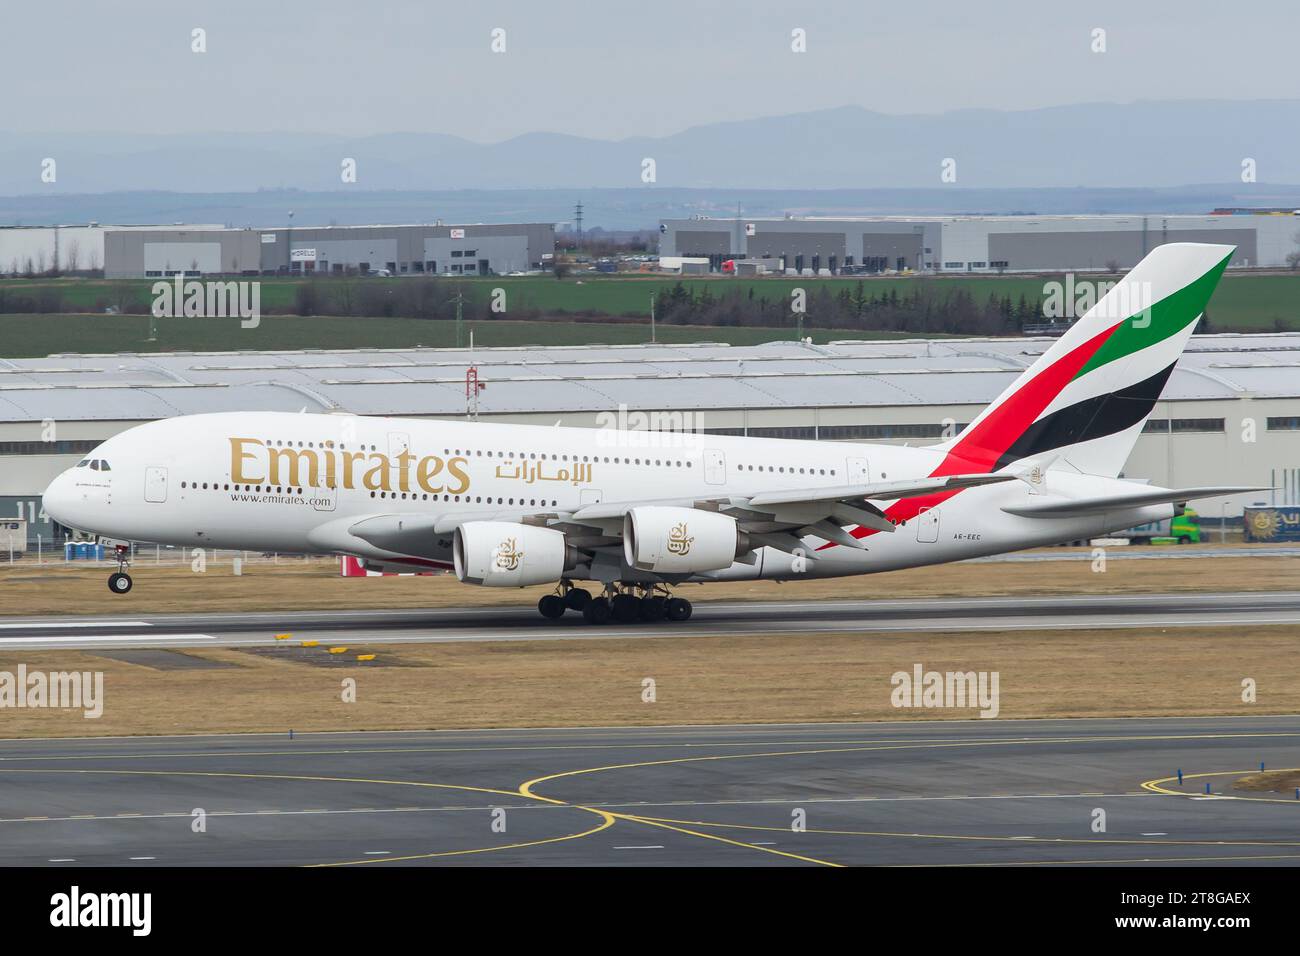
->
746, 472, 1017, 508
1002, 486, 1269, 518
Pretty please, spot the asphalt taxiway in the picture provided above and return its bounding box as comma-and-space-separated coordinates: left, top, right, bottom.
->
2, 590, 1299, 650
0, 717, 1297, 866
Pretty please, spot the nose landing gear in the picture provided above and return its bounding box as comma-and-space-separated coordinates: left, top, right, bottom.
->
107, 545, 133, 594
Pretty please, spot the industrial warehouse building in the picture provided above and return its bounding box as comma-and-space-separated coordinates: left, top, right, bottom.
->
0, 223, 225, 276
2, 335, 1298, 544
102, 222, 556, 278
660, 213, 1300, 274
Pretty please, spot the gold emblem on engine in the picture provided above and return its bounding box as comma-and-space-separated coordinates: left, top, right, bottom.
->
666, 522, 694, 556
495, 537, 523, 571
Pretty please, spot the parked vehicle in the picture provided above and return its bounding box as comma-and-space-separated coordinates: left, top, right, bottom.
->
1124, 508, 1201, 544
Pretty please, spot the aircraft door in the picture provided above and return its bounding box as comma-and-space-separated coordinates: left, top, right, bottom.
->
144, 466, 168, 503
846, 457, 870, 483
916, 506, 940, 543
704, 450, 726, 485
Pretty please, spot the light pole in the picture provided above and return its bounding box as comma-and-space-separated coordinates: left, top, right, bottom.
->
454, 288, 464, 349
435, 288, 467, 348
650, 292, 656, 343
286, 210, 294, 275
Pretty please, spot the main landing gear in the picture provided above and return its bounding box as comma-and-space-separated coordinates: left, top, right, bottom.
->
536, 580, 692, 625
107, 544, 133, 594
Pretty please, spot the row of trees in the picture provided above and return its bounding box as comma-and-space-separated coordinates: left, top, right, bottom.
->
1, 240, 102, 278
4, 274, 1283, 334
652, 281, 1043, 336
1, 275, 1045, 335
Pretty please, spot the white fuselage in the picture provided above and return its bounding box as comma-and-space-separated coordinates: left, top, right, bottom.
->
42, 411, 1174, 585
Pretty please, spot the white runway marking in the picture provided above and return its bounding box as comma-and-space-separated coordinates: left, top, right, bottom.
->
0, 634, 215, 644
0, 621, 151, 629
614, 845, 664, 850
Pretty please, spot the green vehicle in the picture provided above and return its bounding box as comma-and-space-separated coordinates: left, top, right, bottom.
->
1124, 508, 1201, 545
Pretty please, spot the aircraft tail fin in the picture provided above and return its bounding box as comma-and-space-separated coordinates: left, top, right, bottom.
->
934, 242, 1234, 478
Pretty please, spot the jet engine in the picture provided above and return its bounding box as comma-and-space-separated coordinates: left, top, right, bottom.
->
623, 506, 750, 574
453, 521, 577, 587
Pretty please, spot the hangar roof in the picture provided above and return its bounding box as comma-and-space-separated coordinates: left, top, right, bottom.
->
0, 333, 1297, 423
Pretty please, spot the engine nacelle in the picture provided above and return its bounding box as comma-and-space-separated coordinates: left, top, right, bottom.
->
453, 521, 575, 587
623, 506, 749, 574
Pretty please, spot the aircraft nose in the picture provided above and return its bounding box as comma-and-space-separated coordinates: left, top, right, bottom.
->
42, 469, 80, 528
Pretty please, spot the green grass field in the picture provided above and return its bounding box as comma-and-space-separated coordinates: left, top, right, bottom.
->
0, 313, 934, 358
6, 270, 1299, 329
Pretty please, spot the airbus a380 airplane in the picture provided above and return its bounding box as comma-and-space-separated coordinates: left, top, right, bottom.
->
43, 243, 1260, 624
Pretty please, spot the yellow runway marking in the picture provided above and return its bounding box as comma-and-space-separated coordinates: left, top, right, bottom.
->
519, 771, 839, 866
621, 813, 1300, 849
517, 731, 1300, 800
1141, 768, 1300, 804
7, 733, 1297, 866
517, 737, 1300, 866
311, 811, 617, 866
0, 768, 614, 866
618, 813, 841, 866
0, 767, 521, 799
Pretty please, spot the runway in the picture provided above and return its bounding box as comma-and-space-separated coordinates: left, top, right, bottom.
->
0, 716, 1297, 866
2, 590, 1299, 650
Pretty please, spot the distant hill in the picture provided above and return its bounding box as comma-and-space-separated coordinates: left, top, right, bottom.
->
3, 100, 1300, 193
4, 184, 1300, 233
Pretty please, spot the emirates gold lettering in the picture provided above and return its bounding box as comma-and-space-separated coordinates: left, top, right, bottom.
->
226, 437, 472, 496
666, 522, 693, 556
495, 538, 522, 571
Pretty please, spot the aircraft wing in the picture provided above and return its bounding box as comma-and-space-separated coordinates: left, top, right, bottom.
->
555, 472, 1019, 555
1001, 486, 1269, 519
339, 472, 1023, 561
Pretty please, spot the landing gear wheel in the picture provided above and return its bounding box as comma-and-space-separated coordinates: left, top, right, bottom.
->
640, 595, 667, 622
564, 588, 592, 611
538, 594, 566, 620
666, 597, 692, 621
107, 572, 133, 594
611, 593, 642, 624
582, 597, 612, 625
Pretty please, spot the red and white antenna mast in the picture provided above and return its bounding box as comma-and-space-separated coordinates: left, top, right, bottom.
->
465, 365, 485, 419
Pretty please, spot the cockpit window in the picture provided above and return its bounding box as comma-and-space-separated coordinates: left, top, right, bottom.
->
99, 460, 111, 471
77, 459, 90, 468
89, 460, 100, 471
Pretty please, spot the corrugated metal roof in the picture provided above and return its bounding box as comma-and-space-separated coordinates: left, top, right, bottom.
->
1, 333, 1297, 423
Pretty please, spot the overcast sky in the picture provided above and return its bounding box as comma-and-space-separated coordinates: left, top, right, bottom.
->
6, 0, 1297, 141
